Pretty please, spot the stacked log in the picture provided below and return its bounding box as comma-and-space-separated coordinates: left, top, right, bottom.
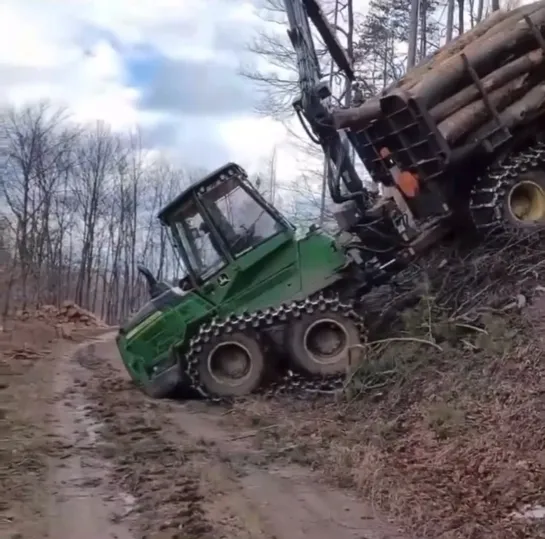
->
332, 1, 545, 147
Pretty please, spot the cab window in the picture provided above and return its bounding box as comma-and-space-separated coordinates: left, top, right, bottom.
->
169, 199, 226, 280
201, 177, 282, 257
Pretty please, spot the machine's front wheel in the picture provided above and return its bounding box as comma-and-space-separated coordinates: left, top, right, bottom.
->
285, 312, 361, 376
142, 364, 198, 400
198, 332, 266, 397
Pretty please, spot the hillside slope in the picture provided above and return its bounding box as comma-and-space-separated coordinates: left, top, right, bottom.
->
227, 233, 545, 539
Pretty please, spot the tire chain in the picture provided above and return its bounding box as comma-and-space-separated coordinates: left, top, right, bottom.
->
181, 294, 367, 403
469, 141, 545, 230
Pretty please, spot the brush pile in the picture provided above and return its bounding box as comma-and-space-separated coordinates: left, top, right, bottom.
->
15, 301, 106, 328
335, 1, 545, 145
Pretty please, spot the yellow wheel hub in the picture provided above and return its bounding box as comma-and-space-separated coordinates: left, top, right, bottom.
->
508, 180, 545, 223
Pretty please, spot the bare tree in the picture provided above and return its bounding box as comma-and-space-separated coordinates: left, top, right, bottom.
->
72, 122, 119, 309
0, 101, 202, 325
446, 0, 455, 42
475, 0, 485, 24
407, 0, 420, 68
0, 102, 73, 307
457, 0, 465, 35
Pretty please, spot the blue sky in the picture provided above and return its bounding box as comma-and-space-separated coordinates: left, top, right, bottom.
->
0, 0, 389, 189
125, 47, 161, 88
0, 0, 291, 176
0, 0, 522, 181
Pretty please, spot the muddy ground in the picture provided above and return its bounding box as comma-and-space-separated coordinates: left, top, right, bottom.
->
3, 306, 545, 539
0, 321, 409, 539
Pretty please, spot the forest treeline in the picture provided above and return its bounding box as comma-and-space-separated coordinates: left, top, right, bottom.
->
0, 0, 515, 324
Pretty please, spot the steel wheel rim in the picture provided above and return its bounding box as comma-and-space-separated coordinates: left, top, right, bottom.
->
303, 318, 349, 365
207, 341, 253, 387
508, 180, 545, 223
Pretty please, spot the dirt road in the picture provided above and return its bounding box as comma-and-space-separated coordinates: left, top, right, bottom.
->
1, 327, 134, 539
1, 328, 409, 539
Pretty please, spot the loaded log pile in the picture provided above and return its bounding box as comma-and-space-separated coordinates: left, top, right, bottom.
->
333, 1, 545, 146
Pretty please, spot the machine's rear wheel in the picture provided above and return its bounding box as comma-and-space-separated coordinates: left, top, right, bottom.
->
285, 312, 361, 376
502, 172, 545, 228
469, 144, 545, 231
197, 332, 265, 397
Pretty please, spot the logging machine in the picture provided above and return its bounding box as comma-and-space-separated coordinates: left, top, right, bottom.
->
116, 0, 545, 400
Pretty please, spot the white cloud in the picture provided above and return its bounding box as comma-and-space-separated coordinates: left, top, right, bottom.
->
0, 0, 291, 177
0, 0, 374, 190
0, 2, 139, 127
217, 116, 286, 168
0, 4, 69, 68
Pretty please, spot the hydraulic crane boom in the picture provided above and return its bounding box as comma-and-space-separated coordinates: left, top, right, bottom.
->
282, 0, 444, 285
282, 0, 371, 210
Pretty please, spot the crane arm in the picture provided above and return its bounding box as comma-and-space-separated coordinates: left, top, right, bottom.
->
303, 0, 354, 81
282, 0, 371, 209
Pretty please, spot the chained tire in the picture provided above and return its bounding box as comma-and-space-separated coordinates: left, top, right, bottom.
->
285, 311, 361, 376
182, 295, 367, 401
196, 331, 266, 397
470, 142, 545, 231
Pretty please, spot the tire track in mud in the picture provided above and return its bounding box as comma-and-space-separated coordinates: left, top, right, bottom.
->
1, 328, 135, 539
74, 345, 213, 539
75, 338, 413, 539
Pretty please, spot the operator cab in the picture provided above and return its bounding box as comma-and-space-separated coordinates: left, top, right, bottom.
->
158, 163, 293, 285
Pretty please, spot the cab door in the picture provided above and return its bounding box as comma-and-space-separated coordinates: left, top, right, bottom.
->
199, 230, 302, 316
195, 179, 303, 313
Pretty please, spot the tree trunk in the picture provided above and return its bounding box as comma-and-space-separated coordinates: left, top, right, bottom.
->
332, 3, 545, 134
446, 0, 455, 43
397, 9, 510, 90
410, 7, 545, 108
331, 8, 527, 133
396, 2, 545, 93
419, 0, 428, 61
430, 48, 545, 122
474, 81, 545, 139
458, 0, 465, 36
437, 73, 531, 142
407, 0, 419, 69
331, 99, 382, 130
345, 0, 355, 108
474, 1, 545, 40
476, 0, 484, 23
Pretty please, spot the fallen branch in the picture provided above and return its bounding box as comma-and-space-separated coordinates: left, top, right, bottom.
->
229, 424, 279, 441
368, 337, 443, 351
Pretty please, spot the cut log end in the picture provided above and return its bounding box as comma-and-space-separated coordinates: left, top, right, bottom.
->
331, 99, 381, 131
332, 1, 545, 161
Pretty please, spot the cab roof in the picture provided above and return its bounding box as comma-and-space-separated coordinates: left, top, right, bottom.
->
157, 162, 246, 224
